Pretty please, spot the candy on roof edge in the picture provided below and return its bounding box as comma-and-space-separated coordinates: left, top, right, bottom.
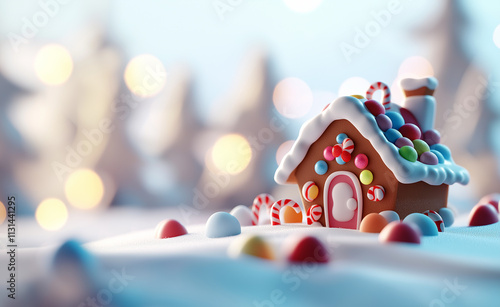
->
274, 96, 470, 186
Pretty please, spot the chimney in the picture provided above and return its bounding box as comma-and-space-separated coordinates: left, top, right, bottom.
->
400, 77, 438, 132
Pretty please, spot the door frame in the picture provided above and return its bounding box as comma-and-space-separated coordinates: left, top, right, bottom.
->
323, 171, 363, 229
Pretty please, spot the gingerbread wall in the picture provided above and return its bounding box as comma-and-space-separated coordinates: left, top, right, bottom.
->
394, 182, 448, 219
290, 119, 400, 226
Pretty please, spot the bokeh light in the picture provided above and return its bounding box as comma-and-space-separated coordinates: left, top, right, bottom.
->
283, 0, 323, 13
273, 77, 313, 118
65, 169, 104, 210
493, 25, 500, 49
338, 77, 370, 97
397, 56, 434, 78
276, 140, 295, 165
36, 198, 68, 231
212, 134, 252, 175
0, 202, 5, 225
34, 44, 73, 86
124, 54, 167, 97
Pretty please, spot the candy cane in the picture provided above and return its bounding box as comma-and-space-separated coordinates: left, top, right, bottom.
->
251, 193, 275, 225
366, 81, 391, 110
270, 199, 302, 226
306, 205, 323, 225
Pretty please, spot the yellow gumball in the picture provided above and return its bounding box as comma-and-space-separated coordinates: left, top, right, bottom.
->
360, 170, 373, 185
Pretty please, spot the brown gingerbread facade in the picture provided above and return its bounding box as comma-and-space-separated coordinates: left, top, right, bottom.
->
275, 77, 469, 229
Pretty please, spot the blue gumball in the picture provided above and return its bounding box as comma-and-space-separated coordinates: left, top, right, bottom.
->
384, 128, 402, 143
438, 207, 455, 227
315, 160, 329, 174
336, 133, 348, 144
430, 144, 451, 160
403, 213, 439, 236
385, 111, 405, 129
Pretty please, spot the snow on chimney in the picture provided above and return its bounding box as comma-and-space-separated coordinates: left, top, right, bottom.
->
400, 77, 438, 132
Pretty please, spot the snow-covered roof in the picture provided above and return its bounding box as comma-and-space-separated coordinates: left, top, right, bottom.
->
274, 96, 470, 186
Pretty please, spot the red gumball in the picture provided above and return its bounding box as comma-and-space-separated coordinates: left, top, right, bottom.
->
285, 235, 330, 263
478, 194, 500, 213
155, 219, 188, 239
379, 222, 421, 244
399, 124, 422, 140
332, 144, 343, 158
468, 204, 499, 227
341, 151, 351, 163
364, 100, 385, 116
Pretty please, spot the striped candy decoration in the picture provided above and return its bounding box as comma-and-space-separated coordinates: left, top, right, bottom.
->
367, 185, 385, 201
342, 138, 354, 153
366, 81, 391, 110
270, 199, 302, 226
306, 204, 323, 225
251, 193, 275, 225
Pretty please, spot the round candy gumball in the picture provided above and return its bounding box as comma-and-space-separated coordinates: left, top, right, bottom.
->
282, 206, 303, 223
336, 133, 348, 144
431, 149, 445, 164
302, 181, 319, 202
385, 111, 405, 129
438, 207, 455, 227
364, 100, 385, 116
341, 151, 351, 163
360, 213, 388, 233
379, 222, 421, 244
367, 185, 385, 201
354, 154, 369, 169
419, 151, 438, 165
412, 139, 430, 155
315, 160, 328, 175
284, 235, 330, 263
403, 213, 438, 236
395, 137, 413, 148
376, 114, 392, 131
478, 193, 500, 212
384, 128, 402, 143
155, 219, 188, 239
379, 210, 400, 223
399, 146, 418, 162
323, 146, 335, 161
230, 205, 253, 227
332, 144, 343, 158
336, 156, 346, 165
399, 124, 421, 140
430, 144, 451, 160
228, 235, 274, 260
468, 204, 499, 226
423, 210, 445, 232
360, 170, 373, 185
423, 129, 441, 146
205, 212, 241, 238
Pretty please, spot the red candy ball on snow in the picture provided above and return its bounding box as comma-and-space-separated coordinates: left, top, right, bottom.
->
379, 222, 421, 244
478, 194, 500, 212
155, 219, 188, 239
468, 204, 499, 227
364, 100, 385, 116
285, 235, 330, 263
399, 124, 421, 140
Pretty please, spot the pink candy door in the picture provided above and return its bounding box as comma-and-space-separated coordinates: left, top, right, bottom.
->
324, 171, 363, 229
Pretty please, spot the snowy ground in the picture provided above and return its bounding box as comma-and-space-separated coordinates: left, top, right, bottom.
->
4, 211, 500, 307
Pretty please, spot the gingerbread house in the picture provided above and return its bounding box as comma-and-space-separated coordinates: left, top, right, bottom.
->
274, 77, 469, 229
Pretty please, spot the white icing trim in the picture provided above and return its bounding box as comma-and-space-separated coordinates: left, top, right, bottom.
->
274, 96, 470, 186
400, 77, 438, 91
324, 171, 363, 229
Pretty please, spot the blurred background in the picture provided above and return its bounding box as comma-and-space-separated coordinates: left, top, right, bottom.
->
0, 0, 499, 245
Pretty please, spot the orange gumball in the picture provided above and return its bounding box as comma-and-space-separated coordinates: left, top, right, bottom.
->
282, 206, 303, 223
360, 213, 388, 233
